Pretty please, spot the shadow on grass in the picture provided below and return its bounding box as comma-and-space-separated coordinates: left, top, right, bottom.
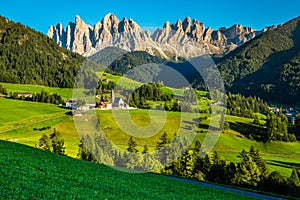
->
229, 122, 265, 140
267, 160, 300, 169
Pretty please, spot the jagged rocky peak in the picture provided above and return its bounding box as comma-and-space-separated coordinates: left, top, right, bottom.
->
75, 15, 81, 23
119, 18, 129, 32
128, 18, 141, 31
182, 17, 191, 33
163, 21, 171, 30
102, 13, 119, 34
48, 13, 274, 58
118, 17, 142, 32
172, 19, 183, 31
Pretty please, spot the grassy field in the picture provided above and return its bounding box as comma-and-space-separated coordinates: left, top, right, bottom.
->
0, 98, 67, 126
96, 72, 198, 98
0, 140, 259, 199
96, 72, 142, 89
0, 98, 299, 178
0, 82, 88, 99
0, 98, 71, 152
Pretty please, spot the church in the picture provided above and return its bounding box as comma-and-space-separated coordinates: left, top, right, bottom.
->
110, 90, 129, 109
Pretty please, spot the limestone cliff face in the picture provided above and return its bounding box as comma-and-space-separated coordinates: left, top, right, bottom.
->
48, 14, 275, 58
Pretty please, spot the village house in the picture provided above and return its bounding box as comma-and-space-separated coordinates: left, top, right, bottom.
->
99, 78, 110, 83
66, 98, 79, 109
17, 92, 32, 98
86, 101, 96, 109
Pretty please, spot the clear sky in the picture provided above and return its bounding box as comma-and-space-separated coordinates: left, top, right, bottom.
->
0, 0, 299, 34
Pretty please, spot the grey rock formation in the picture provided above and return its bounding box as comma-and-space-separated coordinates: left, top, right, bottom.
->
48, 14, 276, 58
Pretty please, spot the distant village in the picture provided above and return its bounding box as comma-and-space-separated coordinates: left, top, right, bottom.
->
270, 106, 298, 124
65, 89, 136, 116
6, 91, 300, 122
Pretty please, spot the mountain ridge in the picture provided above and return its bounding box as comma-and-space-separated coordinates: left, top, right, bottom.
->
48, 14, 276, 58
212, 16, 300, 104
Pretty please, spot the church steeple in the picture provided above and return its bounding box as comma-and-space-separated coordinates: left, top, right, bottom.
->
111, 89, 115, 103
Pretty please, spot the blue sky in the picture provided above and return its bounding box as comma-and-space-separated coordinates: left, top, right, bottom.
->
0, 0, 299, 34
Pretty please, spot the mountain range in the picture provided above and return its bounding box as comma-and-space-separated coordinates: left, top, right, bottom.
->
1, 13, 300, 104
48, 14, 276, 58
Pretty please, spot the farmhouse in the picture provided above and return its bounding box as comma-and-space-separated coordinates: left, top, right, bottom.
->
17, 92, 32, 98
86, 101, 96, 108
66, 98, 79, 109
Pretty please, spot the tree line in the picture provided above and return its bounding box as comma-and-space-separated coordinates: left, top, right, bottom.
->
227, 93, 269, 118
0, 84, 7, 95
128, 83, 174, 108
10, 89, 64, 105
73, 131, 300, 198
265, 112, 297, 142
36, 127, 300, 198
38, 129, 66, 155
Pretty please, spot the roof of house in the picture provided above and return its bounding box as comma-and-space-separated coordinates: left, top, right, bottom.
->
66, 98, 79, 102
114, 97, 124, 104
17, 92, 32, 95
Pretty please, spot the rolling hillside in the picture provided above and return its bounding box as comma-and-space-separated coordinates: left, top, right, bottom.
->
0, 97, 299, 178
0, 140, 257, 199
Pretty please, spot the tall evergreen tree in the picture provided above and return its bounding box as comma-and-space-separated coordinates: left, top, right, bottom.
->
142, 145, 148, 154
50, 129, 66, 155
77, 140, 97, 162
207, 151, 227, 183
156, 132, 169, 150
236, 149, 261, 187
127, 136, 138, 153
249, 146, 269, 178
38, 133, 51, 152
288, 168, 300, 187
264, 171, 287, 195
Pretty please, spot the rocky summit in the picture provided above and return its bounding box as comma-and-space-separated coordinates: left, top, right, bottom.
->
48, 13, 276, 58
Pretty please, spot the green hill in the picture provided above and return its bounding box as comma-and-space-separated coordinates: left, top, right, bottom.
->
107, 51, 166, 74
88, 46, 128, 67
0, 16, 100, 88
215, 16, 300, 104
0, 140, 256, 199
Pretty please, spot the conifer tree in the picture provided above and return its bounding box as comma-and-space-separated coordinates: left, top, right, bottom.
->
249, 146, 268, 178
50, 129, 66, 155
289, 168, 300, 187
156, 132, 169, 150
77, 140, 97, 162
236, 149, 261, 187
127, 136, 138, 153
38, 133, 51, 152
142, 145, 148, 154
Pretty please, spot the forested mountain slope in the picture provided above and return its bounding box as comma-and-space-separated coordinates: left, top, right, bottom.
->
216, 16, 300, 104
0, 16, 93, 88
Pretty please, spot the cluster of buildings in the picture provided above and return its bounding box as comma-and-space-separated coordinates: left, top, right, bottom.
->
270, 107, 298, 124
66, 90, 132, 115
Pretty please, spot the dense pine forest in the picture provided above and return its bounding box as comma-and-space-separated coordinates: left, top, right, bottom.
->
0, 16, 100, 88
215, 17, 300, 104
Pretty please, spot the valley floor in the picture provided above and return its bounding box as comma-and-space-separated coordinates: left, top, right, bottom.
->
0, 98, 300, 178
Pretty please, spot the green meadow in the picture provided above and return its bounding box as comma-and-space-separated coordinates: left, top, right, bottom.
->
0, 140, 258, 199
96, 72, 142, 89
0, 82, 88, 99
0, 98, 299, 178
